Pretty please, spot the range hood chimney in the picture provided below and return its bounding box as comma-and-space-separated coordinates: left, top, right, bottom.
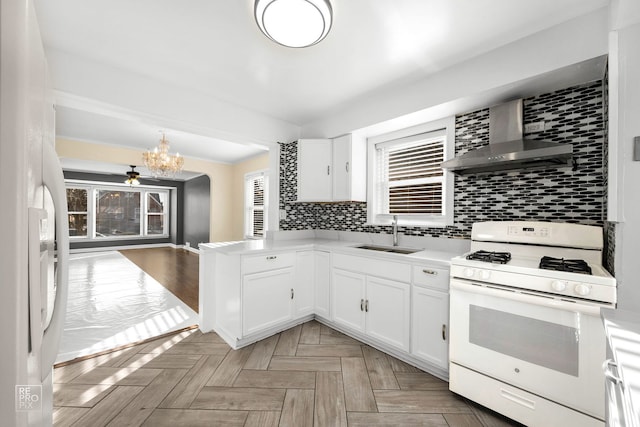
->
441, 99, 574, 175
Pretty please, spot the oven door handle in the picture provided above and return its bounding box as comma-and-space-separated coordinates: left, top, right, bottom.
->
450, 279, 604, 316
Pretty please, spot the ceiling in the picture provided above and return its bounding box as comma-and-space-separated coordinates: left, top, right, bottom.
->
34, 0, 609, 173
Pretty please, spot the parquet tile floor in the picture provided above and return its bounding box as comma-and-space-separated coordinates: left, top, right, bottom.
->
53, 320, 523, 426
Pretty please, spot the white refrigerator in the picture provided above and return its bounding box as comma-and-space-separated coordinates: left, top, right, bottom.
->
0, 0, 69, 425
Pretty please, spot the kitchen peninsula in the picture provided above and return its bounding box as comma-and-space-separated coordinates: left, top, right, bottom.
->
199, 231, 469, 380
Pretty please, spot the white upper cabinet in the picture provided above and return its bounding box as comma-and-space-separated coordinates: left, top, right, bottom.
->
332, 134, 366, 201
297, 139, 332, 202
297, 135, 366, 202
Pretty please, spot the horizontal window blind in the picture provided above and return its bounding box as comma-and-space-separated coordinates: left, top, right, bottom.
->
253, 210, 264, 237
252, 175, 265, 206
376, 134, 445, 215
246, 172, 266, 238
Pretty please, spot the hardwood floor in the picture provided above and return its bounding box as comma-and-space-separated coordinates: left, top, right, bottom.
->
53, 321, 523, 427
119, 247, 199, 312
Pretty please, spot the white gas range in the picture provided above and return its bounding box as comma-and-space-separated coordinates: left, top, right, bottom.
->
448, 221, 616, 427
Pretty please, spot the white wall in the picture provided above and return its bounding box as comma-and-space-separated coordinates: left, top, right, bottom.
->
609, 0, 640, 311
46, 49, 301, 148
301, 8, 609, 138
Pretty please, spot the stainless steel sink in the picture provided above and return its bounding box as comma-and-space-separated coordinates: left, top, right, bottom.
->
355, 244, 422, 254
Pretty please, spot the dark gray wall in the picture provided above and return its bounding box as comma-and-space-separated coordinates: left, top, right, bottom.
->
183, 174, 211, 249
64, 170, 185, 250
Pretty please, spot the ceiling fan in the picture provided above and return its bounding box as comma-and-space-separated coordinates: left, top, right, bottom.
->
124, 165, 141, 186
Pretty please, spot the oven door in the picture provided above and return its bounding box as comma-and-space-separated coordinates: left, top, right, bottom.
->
450, 278, 606, 420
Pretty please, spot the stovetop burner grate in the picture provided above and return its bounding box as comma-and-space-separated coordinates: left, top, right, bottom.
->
466, 250, 512, 264
539, 256, 592, 275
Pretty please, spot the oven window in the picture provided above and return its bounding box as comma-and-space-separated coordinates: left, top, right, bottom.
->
469, 305, 579, 376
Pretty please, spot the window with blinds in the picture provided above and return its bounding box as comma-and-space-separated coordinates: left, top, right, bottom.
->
245, 171, 267, 238
367, 116, 454, 227
375, 130, 445, 215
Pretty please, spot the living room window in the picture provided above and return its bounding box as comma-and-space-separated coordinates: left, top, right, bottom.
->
66, 182, 170, 240
367, 116, 455, 227
245, 171, 267, 239
66, 186, 90, 237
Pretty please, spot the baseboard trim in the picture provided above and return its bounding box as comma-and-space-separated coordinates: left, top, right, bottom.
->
70, 242, 175, 254
183, 245, 201, 254
69, 242, 202, 254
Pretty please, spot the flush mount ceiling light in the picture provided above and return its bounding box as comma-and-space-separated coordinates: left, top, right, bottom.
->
255, 0, 333, 48
124, 165, 141, 186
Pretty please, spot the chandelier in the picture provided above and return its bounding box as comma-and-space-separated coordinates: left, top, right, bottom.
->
142, 132, 184, 178
254, 0, 333, 48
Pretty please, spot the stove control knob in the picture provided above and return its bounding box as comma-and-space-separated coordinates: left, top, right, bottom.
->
574, 283, 591, 296
480, 270, 491, 280
464, 268, 475, 278
551, 280, 567, 292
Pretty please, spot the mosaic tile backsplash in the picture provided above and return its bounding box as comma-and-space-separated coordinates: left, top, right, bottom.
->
280, 80, 610, 252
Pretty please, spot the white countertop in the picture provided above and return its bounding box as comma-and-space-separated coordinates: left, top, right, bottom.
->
602, 308, 640, 425
200, 238, 464, 266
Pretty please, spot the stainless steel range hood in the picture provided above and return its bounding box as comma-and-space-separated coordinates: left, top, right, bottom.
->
441, 99, 573, 175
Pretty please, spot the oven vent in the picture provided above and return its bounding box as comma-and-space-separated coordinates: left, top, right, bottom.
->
441, 99, 574, 175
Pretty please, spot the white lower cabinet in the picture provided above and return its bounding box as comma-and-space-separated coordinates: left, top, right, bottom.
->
203, 245, 451, 378
332, 269, 366, 332
411, 286, 449, 369
243, 267, 295, 336
295, 251, 315, 317
365, 276, 411, 352
314, 251, 331, 319
332, 268, 410, 352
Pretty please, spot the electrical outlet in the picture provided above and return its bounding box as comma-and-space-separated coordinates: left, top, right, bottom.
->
524, 121, 545, 133
279, 209, 287, 220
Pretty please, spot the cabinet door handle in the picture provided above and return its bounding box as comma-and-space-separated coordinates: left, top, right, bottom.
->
345, 161, 349, 172
602, 359, 622, 385
360, 299, 364, 311
266, 256, 277, 260
442, 324, 447, 340
365, 299, 369, 312
423, 269, 437, 275
291, 289, 294, 300
327, 165, 330, 175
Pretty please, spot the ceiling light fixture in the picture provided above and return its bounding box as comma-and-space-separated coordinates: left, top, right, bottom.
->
124, 165, 141, 186
255, 0, 333, 48
142, 132, 184, 178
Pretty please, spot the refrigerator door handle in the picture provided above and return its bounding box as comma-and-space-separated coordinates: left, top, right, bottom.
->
39, 142, 69, 380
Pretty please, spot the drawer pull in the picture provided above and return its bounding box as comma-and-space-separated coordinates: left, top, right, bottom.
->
266, 256, 277, 260
360, 299, 364, 311
327, 165, 330, 175
291, 289, 294, 299
500, 388, 535, 410
442, 324, 446, 340
423, 269, 437, 275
